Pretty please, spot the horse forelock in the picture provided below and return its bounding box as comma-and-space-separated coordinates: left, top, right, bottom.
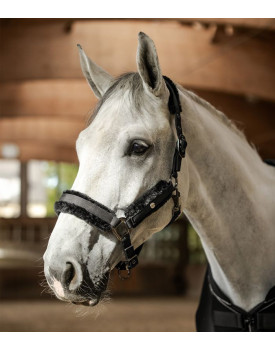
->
87, 72, 144, 126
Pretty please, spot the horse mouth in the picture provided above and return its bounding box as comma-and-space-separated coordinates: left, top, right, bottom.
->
70, 270, 110, 307
49, 269, 110, 307
52, 287, 103, 307
72, 298, 100, 307
64, 286, 106, 307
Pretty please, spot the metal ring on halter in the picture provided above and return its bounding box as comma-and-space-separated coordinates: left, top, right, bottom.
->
118, 265, 131, 280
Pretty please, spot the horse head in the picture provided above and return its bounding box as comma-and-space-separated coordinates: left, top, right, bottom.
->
43, 32, 188, 306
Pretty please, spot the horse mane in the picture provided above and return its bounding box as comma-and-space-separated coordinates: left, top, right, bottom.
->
177, 85, 262, 158
177, 85, 247, 140
87, 72, 143, 126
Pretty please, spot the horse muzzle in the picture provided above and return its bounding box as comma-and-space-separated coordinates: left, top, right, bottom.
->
44, 256, 109, 306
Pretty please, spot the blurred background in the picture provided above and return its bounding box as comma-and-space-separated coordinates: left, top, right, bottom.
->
0, 18, 274, 331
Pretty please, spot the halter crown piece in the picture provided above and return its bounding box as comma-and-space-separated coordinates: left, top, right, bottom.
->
54, 76, 187, 279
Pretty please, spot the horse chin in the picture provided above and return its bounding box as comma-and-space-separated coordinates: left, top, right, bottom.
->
57, 270, 110, 307
72, 297, 100, 307
75, 270, 110, 307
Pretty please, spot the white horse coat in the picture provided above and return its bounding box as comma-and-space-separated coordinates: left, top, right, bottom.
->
44, 32, 275, 313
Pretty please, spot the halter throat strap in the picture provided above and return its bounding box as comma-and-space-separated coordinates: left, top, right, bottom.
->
163, 76, 187, 178
54, 76, 187, 276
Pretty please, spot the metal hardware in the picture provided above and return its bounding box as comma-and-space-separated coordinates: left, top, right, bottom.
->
111, 218, 130, 241
243, 316, 255, 332
118, 264, 131, 280
150, 202, 156, 209
177, 134, 187, 158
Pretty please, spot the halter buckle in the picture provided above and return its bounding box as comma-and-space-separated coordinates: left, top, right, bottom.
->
112, 218, 130, 241
177, 134, 187, 158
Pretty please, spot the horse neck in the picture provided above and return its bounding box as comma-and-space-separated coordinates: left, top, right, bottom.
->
178, 87, 275, 311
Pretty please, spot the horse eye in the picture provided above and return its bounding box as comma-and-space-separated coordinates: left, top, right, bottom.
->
129, 142, 149, 156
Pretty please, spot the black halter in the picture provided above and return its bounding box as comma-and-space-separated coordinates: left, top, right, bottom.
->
54, 76, 187, 277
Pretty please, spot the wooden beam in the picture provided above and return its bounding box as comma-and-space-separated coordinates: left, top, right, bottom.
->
0, 140, 77, 163
1, 86, 274, 160
1, 77, 275, 122
0, 116, 83, 147
19, 142, 78, 162
178, 18, 275, 31
0, 114, 82, 162
0, 80, 95, 118
1, 19, 275, 101
1, 18, 275, 31
192, 88, 275, 158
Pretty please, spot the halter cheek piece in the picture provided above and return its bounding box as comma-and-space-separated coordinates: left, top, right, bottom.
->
54, 76, 187, 278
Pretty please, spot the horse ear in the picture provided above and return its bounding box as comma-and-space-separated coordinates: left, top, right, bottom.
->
77, 44, 113, 99
137, 32, 165, 97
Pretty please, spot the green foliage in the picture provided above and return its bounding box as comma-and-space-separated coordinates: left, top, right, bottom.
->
44, 162, 79, 217
58, 162, 79, 193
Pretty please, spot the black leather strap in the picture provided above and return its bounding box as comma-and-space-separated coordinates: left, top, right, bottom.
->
163, 76, 182, 115
125, 181, 175, 228
163, 76, 187, 178
115, 233, 139, 271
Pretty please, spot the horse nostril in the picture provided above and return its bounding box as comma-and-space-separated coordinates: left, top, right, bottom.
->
62, 262, 82, 292
63, 263, 74, 285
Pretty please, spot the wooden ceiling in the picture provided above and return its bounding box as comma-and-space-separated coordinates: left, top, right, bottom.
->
0, 19, 275, 161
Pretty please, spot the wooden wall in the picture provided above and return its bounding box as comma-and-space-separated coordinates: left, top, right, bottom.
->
1, 19, 275, 161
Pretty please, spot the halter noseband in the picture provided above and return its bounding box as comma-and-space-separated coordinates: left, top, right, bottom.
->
54, 76, 187, 278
